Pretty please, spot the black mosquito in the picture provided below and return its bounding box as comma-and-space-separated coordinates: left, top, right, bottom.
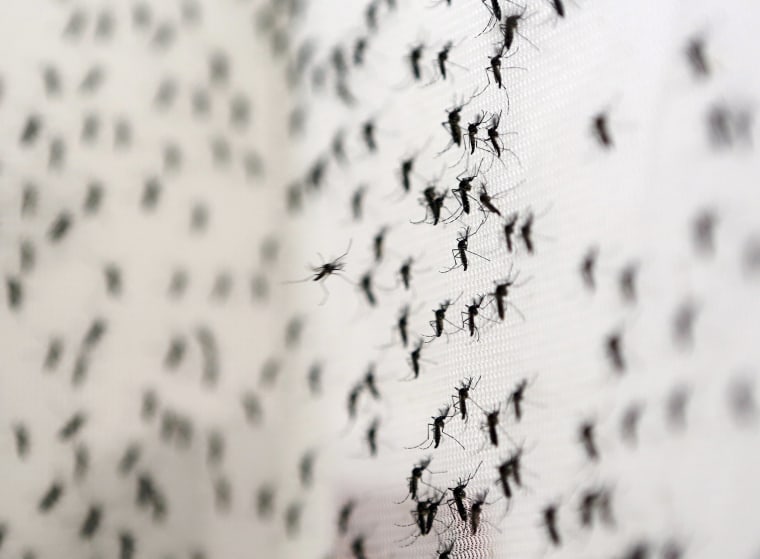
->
479, 184, 502, 217
520, 211, 536, 253
429, 299, 457, 339
408, 339, 424, 379
484, 406, 507, 447
400, 157, 415, 193
80, 504, 102, 539
450, 163, 482, 218
367, 417, 380, 456
508, 378, 531, 421
493, 270, 525, 322
408, 405, 463, 450
550, 0, 565, 17
619, 263, 638, 302
463, 295, 488, 338
605, 331, 625, 372
363, 364, 381, 400
425, 491, 447, 535
543, 504, 561, 546
299, 451, 315, 488
579, 487, 615, 528
466, 112, 489, 155
351, 185, 367, 221
693, 210, 717, 255
449, 461, 482, 522
455, 376, 481, 421
362, 120, 377, 152
14, 423, 29, 458
592, 111, 613, 148
437, 42, 454, 80
486, 111, 520, 164
504, 213, 519, 252
442, 103, 464, 148
397, 305, 410, 347
347, 384, 362, 420
673, 300, 698, 348
373, 227, 388, 263
59, 412, 87, 441
359, 270, 377, 306
409, 44, 425, 81
469, 490, 491, 535
401, 457, 433, 502
351, 535, 367, 559
502, 7, 528, 52
686, 36, 709, 78
353, 37, 367, 66
399, 257, 413, 289
331, 129, 347, 165
287, 241, 352, 304
338, 500, 355, 534
579, 420, 599, 461
413, 184, 448, 226
39, 481, 64, 513
496, 457, 516, 499
480, 0, 503, 34
442, 226, 489, 273
581, 246, 598, 290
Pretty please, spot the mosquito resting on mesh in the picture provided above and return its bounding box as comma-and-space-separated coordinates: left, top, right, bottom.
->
449, 461, 483, 522
495, 443, 529, 501
338, 500, 355, 535
350, 185, 367, 222
503, 212, 519, 252
520, 209, 546, 254
508, 377, 537, 422
686, 35, 710, 78
398, 457, 435, 503
493, 271, 526, 322
543, 503, 561, 546
502, 5, 534, 53
482, 404, 515, 448
396, 305, 410, 347
462, 295, 494, 339
399, 257, 416, 290
578, 486, 615, 529
285, 240, 352, 304
465, 111, 491, 158
413, 183, 449, 226
592, 111, 613, 148
407, 405, 464, 450
448, 160, 484, 220
366, 417, 380, 456
486, 111, 521, 166
394, 139, 432, 197
441, 226, 489, 273
605, 330, 625, 372
408, 43, 425, 81
580, 246, 599, 291
427, 295, 462, 340
579, 420, 599, 461
550, 0, 565, 18
454, 376, 482, 422
469, 490, 496, 535
406, 339, 425, 379
359, 269, 378, 306
424, 490, 447, 535
442, 102, 464, 149
479, 0, 503, 34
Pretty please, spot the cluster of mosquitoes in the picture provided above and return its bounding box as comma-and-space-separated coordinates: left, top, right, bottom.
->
2, 0, 759, 558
